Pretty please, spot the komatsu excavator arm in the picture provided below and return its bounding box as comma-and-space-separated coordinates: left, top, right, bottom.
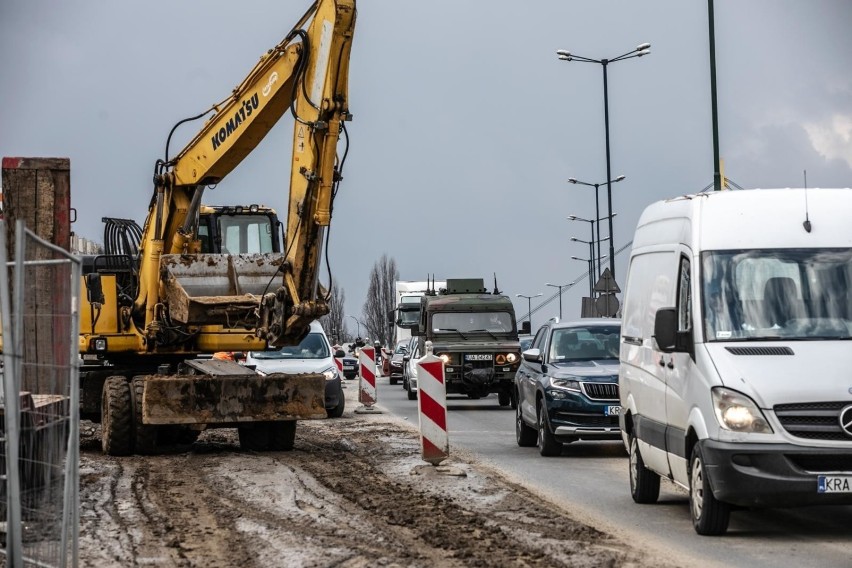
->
134, 0, 355, 348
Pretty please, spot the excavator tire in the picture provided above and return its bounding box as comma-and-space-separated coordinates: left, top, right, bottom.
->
268, 421, 297, 451
132, 376, 159, 455
238, 423, 271, 451
102, 376, 132, 456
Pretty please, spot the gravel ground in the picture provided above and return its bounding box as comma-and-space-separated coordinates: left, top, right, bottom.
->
77, 384, 677, 568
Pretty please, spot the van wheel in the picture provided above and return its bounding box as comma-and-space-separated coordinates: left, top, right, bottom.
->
629, 434, 660, 503
516, 402, 537, 447
537, 401, 561, 457
690, 444, 730, 535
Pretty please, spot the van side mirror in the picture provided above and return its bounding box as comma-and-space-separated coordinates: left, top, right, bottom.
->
654, 307, 689, 353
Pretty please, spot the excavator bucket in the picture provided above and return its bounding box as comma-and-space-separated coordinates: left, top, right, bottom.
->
140, 359, 327, 424
160, 253, 286, 325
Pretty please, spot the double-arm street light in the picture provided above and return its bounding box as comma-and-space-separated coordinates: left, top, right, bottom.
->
346, 315, 362, 339
545, 281, 578, 319
568, 213, 617, 281
569, 175, 625, 276
516, 293, 542, 330
557, 43, 651, 279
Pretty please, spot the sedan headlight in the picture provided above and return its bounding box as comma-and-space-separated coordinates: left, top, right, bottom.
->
391, 360, 403, 368
711, 387, 772, 433
321, 366, 339, 381
549, 377, 581, 392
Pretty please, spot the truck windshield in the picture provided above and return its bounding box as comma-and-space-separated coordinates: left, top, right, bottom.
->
397, 308, 420, 326
702, 249, 852, 341
432, 312, 514, 334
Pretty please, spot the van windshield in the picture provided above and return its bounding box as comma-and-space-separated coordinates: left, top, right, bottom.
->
702, 249, 852, 341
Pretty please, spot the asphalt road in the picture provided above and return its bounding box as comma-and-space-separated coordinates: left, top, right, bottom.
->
369, 373, 852, 568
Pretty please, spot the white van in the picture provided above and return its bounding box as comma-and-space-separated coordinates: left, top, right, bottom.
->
619, 188, 852, 535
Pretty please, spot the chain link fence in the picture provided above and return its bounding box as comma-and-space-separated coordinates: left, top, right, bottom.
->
1, 220, 80, 568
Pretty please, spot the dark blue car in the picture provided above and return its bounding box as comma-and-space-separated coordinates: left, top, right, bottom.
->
514, 319, 621, 456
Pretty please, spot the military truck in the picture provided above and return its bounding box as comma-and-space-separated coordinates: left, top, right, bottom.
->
415, 278, 521, 407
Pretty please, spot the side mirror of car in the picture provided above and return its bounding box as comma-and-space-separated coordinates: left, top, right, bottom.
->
522, 348, 541, 363
335, 349, 346, 358
403, 355, 411, 362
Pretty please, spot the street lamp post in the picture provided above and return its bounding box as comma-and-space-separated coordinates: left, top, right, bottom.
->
571, 235, 611, 292
515, 293, 542, 331
346, 315, 361, 339
568, 213, 617, 281
569, 175, 625, 278
545, 281, 576, 320
558, 43, 650, 279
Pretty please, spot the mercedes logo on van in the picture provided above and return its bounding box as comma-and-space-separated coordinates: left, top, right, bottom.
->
840, 405, 852, 438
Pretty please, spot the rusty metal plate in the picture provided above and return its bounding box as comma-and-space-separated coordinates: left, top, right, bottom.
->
141, 372, 326, 425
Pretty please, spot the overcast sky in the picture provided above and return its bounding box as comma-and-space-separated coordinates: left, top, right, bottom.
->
2, 1, 850, 336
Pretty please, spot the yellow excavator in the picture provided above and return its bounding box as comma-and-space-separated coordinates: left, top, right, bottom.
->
79, 0, 356, 455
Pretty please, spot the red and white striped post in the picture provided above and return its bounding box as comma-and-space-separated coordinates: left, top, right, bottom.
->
355, 346, 382, 414
416, 342, 449, 464
334, 355, 344, 376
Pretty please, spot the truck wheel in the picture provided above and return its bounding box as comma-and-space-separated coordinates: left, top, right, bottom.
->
131, 376, 158, 455
467, 392, 481, 400
629, 434, 660, 504
268, 421, 297, 451
101, 376, 132, 456
690, 444, 730, 535
516, 402, 537, 447
327, 384, 345, 418
537, 401, 561, 457
498, 391, 511, 407
238, 423, 270, 451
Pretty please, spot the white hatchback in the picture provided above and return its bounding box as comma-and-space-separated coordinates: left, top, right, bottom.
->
245, 320, 345, 418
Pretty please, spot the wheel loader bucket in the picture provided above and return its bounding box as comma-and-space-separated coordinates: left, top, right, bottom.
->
160, 253, 286, 325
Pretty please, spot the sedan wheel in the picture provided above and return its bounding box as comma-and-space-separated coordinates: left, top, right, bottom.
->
536, 402, 561, 457
516, 401, 537, 447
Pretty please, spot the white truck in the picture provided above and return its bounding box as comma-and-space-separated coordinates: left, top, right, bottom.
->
393, 280, 445, 344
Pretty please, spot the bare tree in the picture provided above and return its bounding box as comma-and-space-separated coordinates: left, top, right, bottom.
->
319, 281, 348, 345
362, 254, 399, 348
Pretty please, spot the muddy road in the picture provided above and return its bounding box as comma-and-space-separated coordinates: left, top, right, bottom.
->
78, 394, 675, 567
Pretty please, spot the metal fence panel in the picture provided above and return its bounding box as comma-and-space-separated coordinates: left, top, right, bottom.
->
1, 220, 80, 568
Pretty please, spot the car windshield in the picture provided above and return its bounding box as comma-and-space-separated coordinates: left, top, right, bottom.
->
549, 326, 620, 361
394, 341, 408, 354
702, 248, 852, 341
432, 311, 514, 334
251, 332, 330, 359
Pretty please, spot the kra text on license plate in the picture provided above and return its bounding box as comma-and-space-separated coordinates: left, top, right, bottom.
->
818, 475, 852, 493
604, 405, 621, 416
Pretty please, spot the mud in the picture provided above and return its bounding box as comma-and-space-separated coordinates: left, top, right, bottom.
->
78, 405, 675, 567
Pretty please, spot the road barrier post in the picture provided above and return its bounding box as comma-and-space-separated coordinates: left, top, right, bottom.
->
416, 342, 449, 464
355, 346, 381, 414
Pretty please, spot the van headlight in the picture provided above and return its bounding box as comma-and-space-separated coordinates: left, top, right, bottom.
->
711, 387, 772, 433
322, 367, 339, 381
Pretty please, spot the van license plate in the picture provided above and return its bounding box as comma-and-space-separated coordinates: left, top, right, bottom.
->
818, 475, 852, 493
604, 405, 621, 416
